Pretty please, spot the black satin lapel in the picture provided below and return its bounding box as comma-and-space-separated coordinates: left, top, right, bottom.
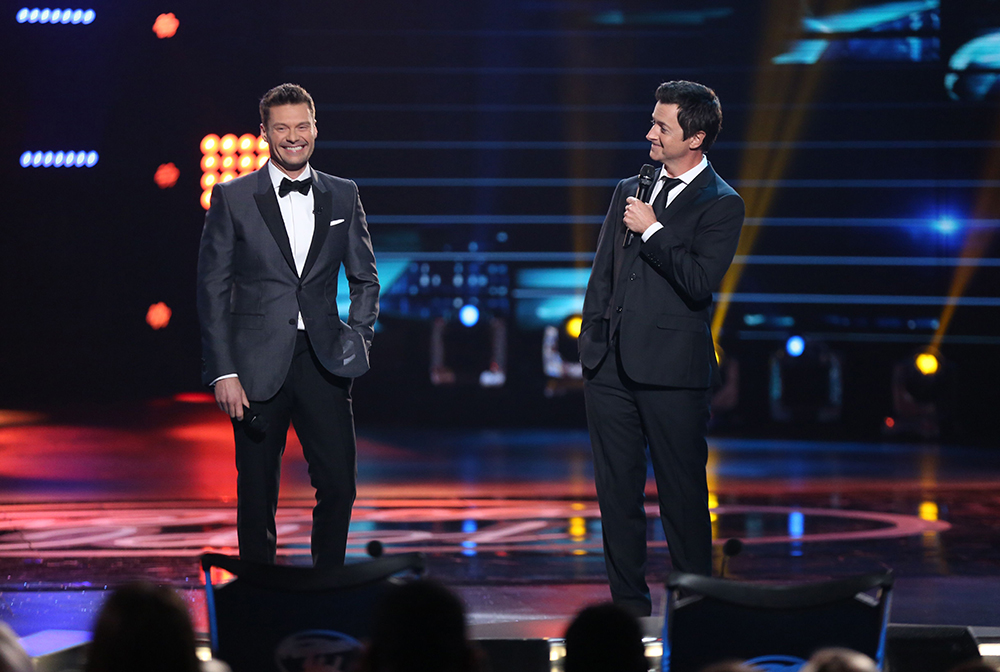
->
253, 180, 297, 276
301, 184, 333, 280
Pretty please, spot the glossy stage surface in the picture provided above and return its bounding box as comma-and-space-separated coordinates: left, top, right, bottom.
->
1, 396, 999, 639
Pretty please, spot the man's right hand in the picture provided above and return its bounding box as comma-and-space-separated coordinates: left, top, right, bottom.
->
214, 377, 249, 420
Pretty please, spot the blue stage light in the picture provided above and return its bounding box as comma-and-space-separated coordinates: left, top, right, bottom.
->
788, 511, 805, 538
786, 335, 806, 357
933, 217, 957, 234
16, 7, 95, 24
459, 304, 479, 327
20, 150, 99, 167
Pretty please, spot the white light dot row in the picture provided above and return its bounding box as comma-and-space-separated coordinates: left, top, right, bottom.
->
20, 150, 99, 168
16, 7, 95, 24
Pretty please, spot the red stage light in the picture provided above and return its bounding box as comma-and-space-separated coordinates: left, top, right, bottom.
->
221, 155, 235, 170
154, 162, 179, 189
152, 12, 179, 39
200, 189, 212, 210
146, 302, 172, 330
238, 155, 254, 171
200, 134, 220, 155
220, 171, 236, 183
885, 417, 895, 428
173, 392, 216, 404
200, 172, 217, 190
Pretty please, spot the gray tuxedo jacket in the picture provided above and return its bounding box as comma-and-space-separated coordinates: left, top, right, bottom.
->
197, 165, 379, 400
579, 163, 744, 389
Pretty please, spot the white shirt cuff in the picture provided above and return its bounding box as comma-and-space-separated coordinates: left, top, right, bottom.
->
641, 222, 664, 242
211, 374, 238, 386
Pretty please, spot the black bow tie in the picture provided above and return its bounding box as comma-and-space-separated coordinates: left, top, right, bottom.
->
278, 176, 312, 197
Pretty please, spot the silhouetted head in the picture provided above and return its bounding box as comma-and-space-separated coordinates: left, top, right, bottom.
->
800, 647, 878, 672
564, 603, 647, 672
85, 582, 201, 672
361, 580, 480, 672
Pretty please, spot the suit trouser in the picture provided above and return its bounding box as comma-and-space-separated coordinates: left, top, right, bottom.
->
583, 341, 713, 616
232, 331, 357, 568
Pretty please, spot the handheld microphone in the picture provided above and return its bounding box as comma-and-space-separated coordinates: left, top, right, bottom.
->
625, 164, 657, 247
720, 538, 743, 579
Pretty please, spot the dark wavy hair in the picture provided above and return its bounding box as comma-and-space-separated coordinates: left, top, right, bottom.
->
655, 80, 723, 152
260, 83, 316, 127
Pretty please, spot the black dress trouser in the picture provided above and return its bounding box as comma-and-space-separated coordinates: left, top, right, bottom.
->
232, 331, 357, 568
583, 341, 713, 616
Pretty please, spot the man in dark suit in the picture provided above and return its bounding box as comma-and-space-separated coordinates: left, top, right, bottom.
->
197, 83, 379, 567
579, 80, 744, 616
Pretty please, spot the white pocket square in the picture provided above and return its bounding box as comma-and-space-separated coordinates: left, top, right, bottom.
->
329, 218, 345, 226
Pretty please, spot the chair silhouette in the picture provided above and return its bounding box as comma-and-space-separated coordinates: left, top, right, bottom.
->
201, 552, 425, 672
662, 571, 893, 672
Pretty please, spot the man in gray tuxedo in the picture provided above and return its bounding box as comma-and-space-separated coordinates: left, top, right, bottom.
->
197, 83, 379, 567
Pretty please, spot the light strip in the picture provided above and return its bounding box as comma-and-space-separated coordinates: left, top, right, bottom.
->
19, 150, 98, 167
16, 7, 95, 24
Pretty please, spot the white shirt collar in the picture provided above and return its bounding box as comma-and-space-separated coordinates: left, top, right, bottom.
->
660, 154, 708, 185
267, 160, 313, 191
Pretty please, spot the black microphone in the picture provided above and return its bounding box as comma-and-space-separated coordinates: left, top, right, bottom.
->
624, 164, 657, 247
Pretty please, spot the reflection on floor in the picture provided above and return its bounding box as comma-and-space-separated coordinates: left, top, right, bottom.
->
1, 397, 1000, 640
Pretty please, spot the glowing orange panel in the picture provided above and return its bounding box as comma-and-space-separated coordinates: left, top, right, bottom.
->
200, 154, 219, 172
238, 155, 254, 170
220, 171, 236, 183
238, 134, 256, 153
200, 173, 217, 190
200, 134, 220, 155
146, 302, 172, 330
219, 134, 238, 155
221, 155, 235, 170
154, 162, 179, 189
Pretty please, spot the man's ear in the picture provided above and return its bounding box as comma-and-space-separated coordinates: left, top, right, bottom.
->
688, 130, 706, 150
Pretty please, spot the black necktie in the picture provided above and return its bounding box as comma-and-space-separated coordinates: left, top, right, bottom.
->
650, 176, 683, 217
278, 176, 312, 197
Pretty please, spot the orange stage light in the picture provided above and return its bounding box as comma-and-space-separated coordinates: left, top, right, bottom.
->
220, 171, 236, 183
257, 155, 269, 169
221, 155, 235, 170
200, 172, 218, 190
146, 302, 172, 330
219, 134, 238, 155
152, 12, 179, 39
257, 137, 269, 152
201, 189, 212, 210
238, 155, 255, 170
238, 134, 256, 152
154, 163, 179, 189
200, 134, 220, 155
173, 392, 216, 404
200, 154, 219, 172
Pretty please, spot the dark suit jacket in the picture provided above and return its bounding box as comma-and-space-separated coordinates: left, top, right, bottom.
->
579, 162, 744, 388
197, 165, 379, 401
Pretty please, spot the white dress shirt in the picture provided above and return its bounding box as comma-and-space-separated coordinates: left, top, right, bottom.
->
267, 160, 315, 330
641, 154, 709, 242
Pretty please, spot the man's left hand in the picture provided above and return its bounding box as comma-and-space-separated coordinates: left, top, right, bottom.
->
624, 197, 658, 235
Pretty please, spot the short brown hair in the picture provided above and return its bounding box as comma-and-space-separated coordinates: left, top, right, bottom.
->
259, 83, 316, 128
655, 80, 722, 152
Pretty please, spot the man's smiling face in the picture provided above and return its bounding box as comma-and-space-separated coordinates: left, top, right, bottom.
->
261, 103, 317, 178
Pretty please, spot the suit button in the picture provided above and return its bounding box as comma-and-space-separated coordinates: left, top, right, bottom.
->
616, 306, 623, 313
288, 319, 296, 325
629, 273, 636, 280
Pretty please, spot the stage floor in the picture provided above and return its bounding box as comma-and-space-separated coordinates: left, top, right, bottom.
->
1, 396, 999, 640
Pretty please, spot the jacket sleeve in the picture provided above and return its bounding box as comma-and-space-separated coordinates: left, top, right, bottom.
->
639, 192, 744, 304
344, 182, 380, 350
196, 183, 237, 384
580, 180, 625, 350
